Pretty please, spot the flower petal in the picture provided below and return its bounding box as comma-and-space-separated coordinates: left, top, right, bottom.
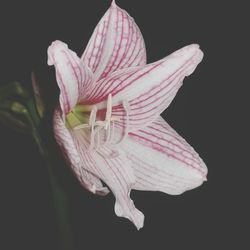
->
86, 44, 203, 131
48, 40, 93, 114
121, 116, 207, 195
82, 0, 146, 82
70, 129, 144, 229
53, 108, 109, 196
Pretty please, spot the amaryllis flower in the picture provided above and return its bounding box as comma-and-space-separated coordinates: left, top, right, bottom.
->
49, 0, 207, 229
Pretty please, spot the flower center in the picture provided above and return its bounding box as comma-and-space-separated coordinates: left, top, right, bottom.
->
66, 105, 90, 129
66, 94, 130, 151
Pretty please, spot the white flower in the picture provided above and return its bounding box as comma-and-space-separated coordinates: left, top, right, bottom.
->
49, 0, 207, 229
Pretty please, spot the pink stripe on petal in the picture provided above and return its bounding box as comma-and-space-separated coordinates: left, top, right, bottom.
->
120, 116, 207, 195
81, 2, 146, 82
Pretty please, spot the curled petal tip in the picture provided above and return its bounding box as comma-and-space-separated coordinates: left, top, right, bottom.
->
172, 44, 201, 56
188, 43, 200, 49
114, 200, 144, 230
202, 170, 208, 182
48, 40, 68, 53
115, 200, 144, 230
90, 184, 110, 195
111, 0, 117, 7
47, 54, 54, 66
47, 40, 69, 65
190, 169, 208, 190
186, 43, 200, 50
50, 40, 68, 48
134, 211, 144, 230
170, 43, 204, 76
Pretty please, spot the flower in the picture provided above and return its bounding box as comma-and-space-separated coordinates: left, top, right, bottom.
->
49, 0, 207, 230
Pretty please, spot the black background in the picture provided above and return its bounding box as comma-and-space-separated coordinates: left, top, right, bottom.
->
0, 0, 248, 249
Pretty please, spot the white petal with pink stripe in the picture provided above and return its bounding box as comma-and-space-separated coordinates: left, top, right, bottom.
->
70, 126, 145, 229
82, 0, 146, 82
85, 44, 203, 131
48, 41, 93, 114
122, 116, 207, 194
53, 108, 109, 196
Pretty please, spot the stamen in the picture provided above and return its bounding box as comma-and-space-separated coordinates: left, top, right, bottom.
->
89, 105, 97, 126
113, 100, 130, 145
74, 124, 90, 130
104, 123, 111, 144
105, 94, 112, 130
121, 100, 130, 142
96, 126, 101, 150
109, 120, 115, 143
89, 106, 97, 150
72, 94, 131, 153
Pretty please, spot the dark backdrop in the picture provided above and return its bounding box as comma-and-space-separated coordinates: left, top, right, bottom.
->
0, 0, 248, 249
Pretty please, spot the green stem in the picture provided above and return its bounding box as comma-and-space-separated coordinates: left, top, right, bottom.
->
32, 128, 74, 250
25, 98, 41, 128
22, 108, 45, 156
46, 163, 74, 250
25, 100, 74, 250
